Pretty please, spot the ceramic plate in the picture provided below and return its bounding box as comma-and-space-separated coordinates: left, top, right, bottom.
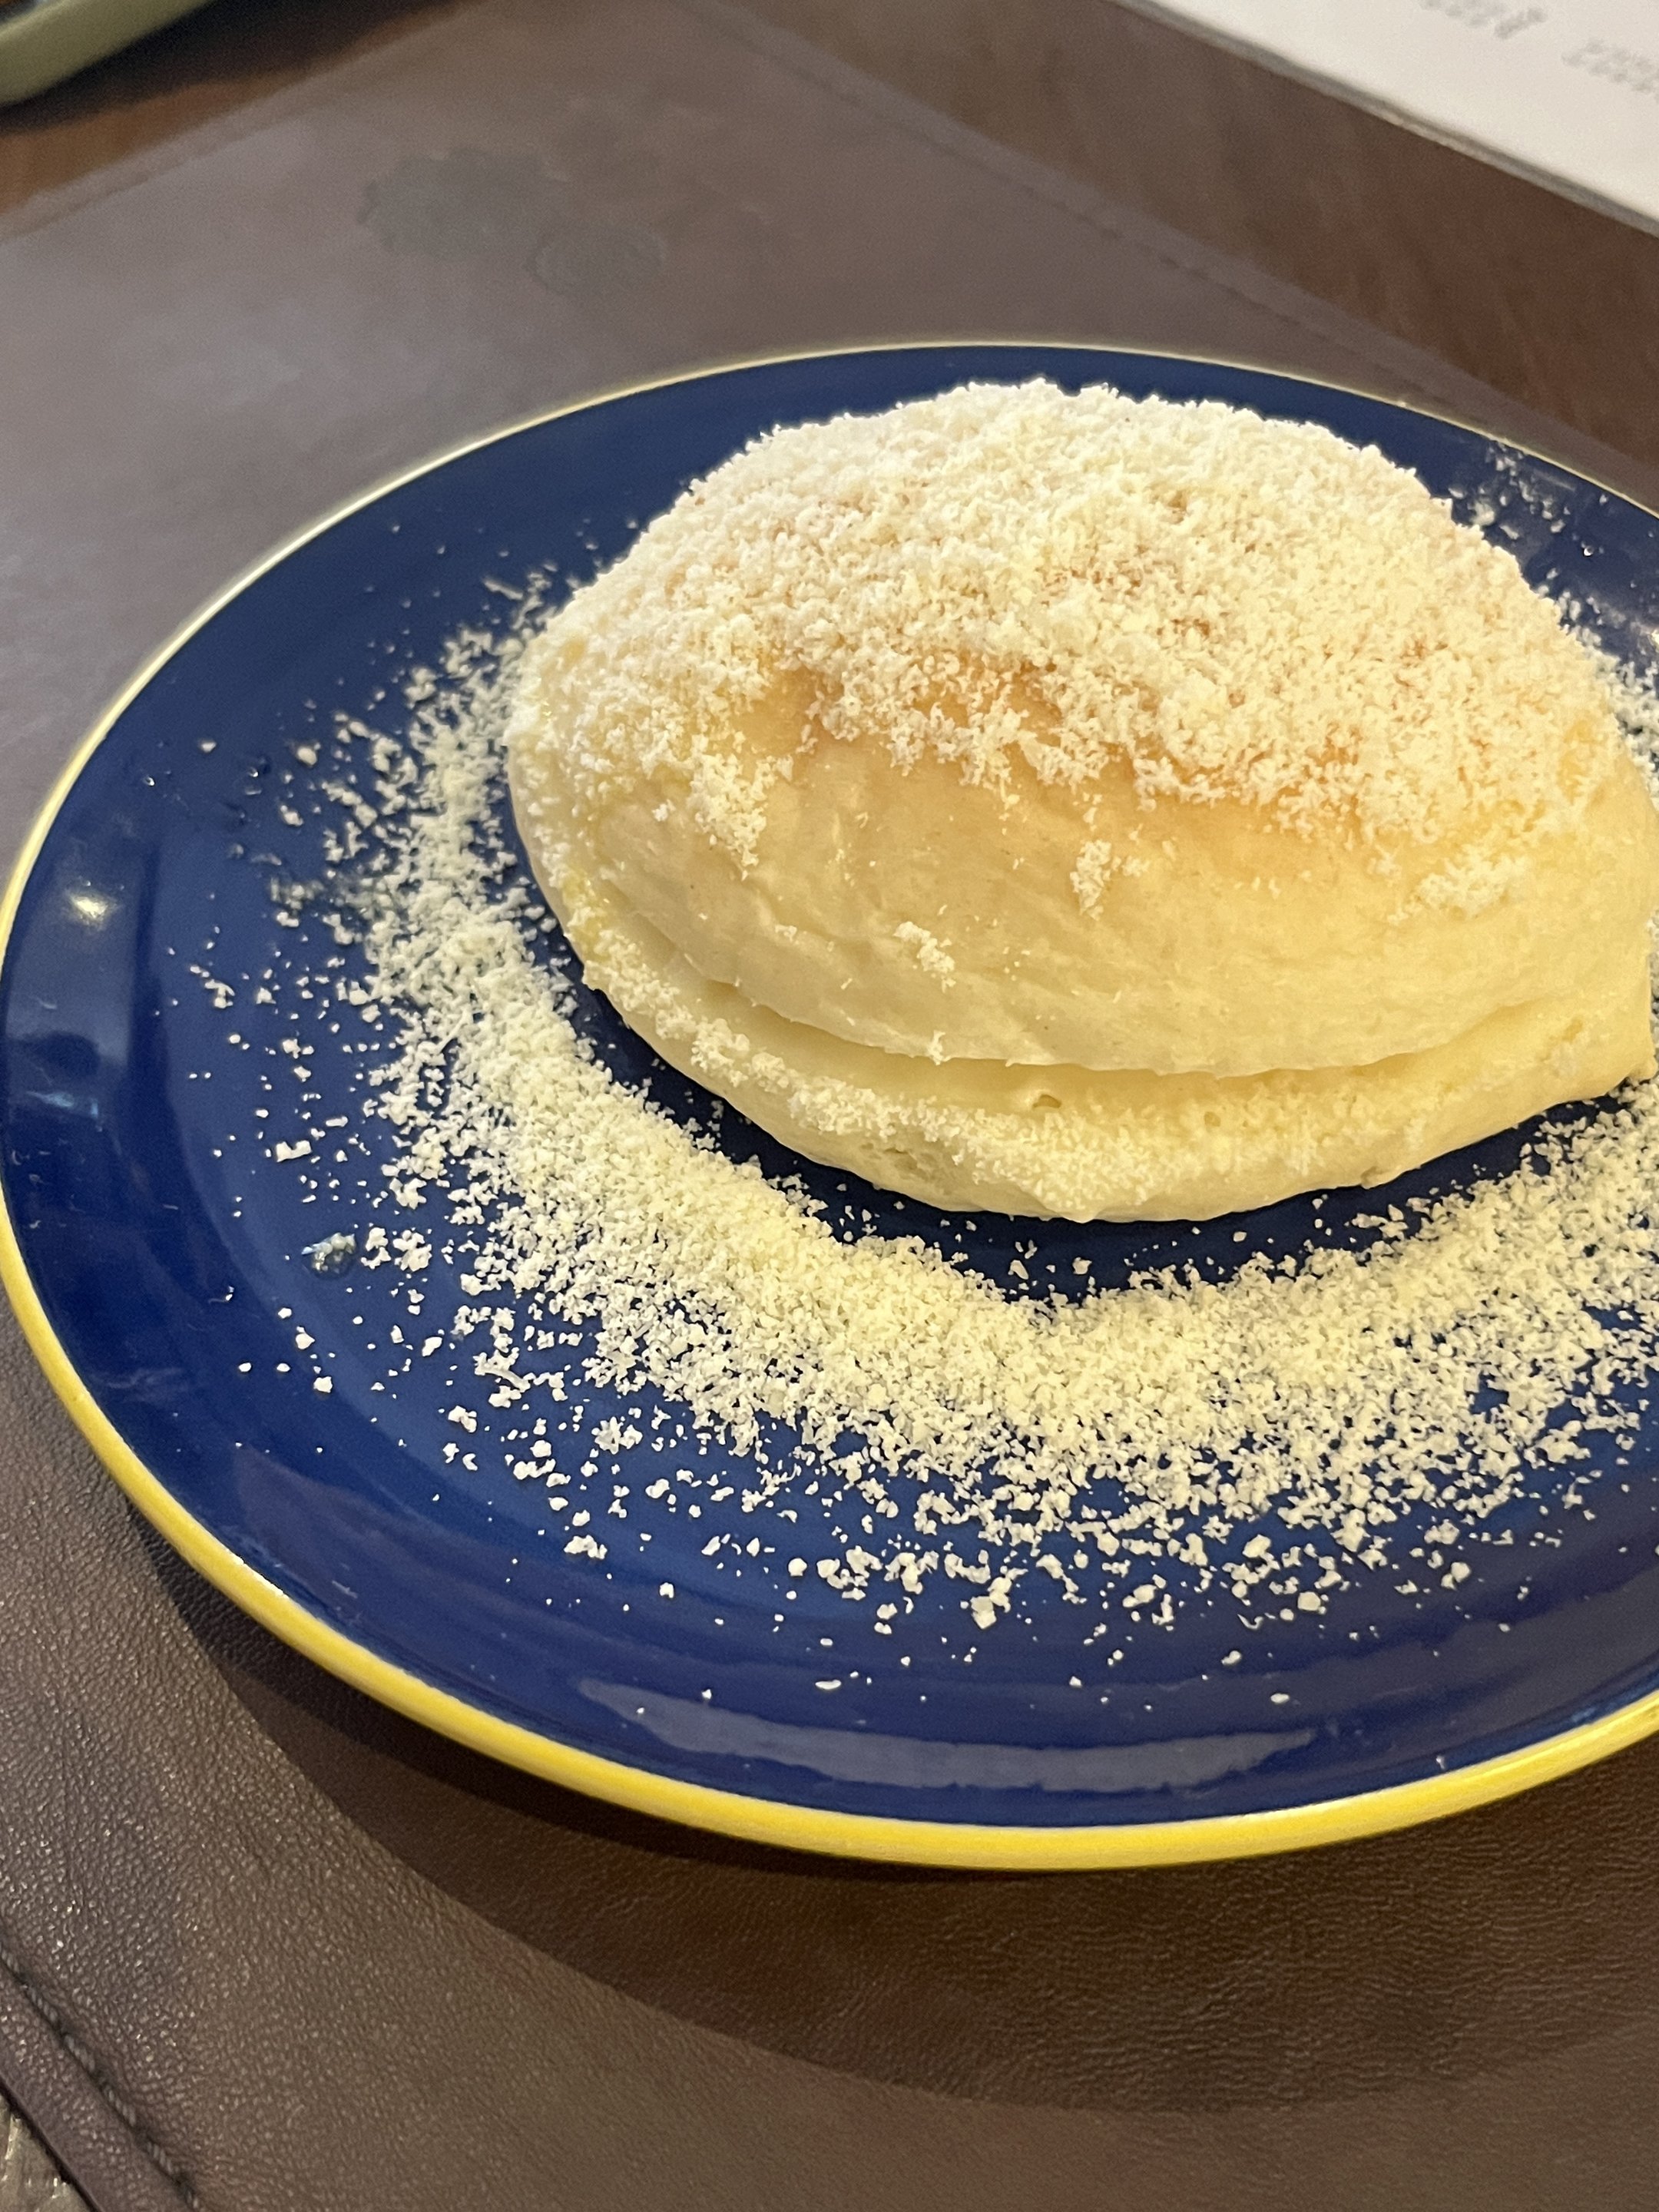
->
8, 346, 1659, 1869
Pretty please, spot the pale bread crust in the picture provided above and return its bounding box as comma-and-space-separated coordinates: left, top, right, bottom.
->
505, 380, 1659, 1217
513, 665, 1659, 1077
537, 853, 1656, 1220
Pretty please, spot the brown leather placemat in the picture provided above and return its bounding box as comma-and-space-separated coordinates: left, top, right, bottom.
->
4, 5, 1659, 2207
738, 0, 1659, 469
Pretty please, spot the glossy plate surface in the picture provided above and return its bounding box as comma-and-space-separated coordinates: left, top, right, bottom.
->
6, 346, 1659, 1868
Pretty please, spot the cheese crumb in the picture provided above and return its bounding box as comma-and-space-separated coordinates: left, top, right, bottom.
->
253, 526, 1659, 1637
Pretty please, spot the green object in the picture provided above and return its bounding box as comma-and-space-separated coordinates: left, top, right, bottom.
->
0, 0, 214, 104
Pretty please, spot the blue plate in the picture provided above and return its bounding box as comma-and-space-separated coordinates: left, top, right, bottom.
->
7, 346, 1659, 1869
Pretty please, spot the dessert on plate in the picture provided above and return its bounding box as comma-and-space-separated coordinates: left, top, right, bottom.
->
508, 379, 1659, 1220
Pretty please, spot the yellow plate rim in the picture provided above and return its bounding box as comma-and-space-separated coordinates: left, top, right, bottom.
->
6, 339, 1659, 1871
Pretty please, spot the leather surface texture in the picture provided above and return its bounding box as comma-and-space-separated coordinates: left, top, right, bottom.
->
741, 0, 1659, 466
4, 3, 1659, 2207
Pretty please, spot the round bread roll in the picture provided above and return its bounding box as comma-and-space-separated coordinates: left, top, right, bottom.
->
507, 379, 1659, 1220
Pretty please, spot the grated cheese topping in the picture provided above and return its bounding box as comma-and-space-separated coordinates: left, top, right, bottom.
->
533, 379, 1613, 868
237, 613, 1659, 1636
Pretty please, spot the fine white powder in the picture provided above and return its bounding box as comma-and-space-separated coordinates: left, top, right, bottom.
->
241, 608, 1659, 1637
534, 379, 1609, 871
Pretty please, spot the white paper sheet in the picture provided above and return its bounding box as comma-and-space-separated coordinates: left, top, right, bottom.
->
1137, 0, 1659, 227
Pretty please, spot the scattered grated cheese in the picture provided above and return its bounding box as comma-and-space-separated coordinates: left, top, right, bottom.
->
1069, 839, 1148, 916
257, 605, 1659, 1632
522, 379, 1610, 869
892, 921, 956, 982
212, 419, 1659, 1641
